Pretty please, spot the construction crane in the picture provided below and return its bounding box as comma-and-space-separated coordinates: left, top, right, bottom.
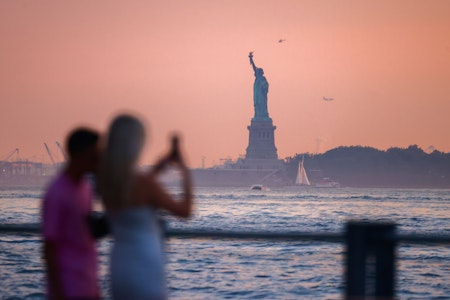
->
44, 143, 56, 165
56, 141, 67, 161
0, 148, 19, 173
1, 148, 19, 163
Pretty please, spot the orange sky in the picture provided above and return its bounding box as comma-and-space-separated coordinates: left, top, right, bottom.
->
1, 1, 450, 167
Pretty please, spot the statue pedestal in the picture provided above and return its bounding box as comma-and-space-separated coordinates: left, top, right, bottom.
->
245, 118, 278, 160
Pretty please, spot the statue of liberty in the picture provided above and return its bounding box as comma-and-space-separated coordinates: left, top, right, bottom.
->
249, 52, 270, 120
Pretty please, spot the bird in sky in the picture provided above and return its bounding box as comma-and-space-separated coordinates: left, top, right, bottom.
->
278, 39, 286, 43
323, 97, 334, 101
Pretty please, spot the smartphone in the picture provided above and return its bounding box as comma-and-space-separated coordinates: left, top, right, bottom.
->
171, 135, 179, 159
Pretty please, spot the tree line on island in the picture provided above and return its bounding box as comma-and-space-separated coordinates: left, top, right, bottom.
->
285, 145, 450, 188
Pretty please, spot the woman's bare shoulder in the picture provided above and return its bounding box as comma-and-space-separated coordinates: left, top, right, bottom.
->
131, 171, 164, 206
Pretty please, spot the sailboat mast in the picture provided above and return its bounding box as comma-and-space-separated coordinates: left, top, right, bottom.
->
296, 156, 311, 186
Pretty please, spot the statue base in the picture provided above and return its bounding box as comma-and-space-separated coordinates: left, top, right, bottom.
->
245, 118, 278, 160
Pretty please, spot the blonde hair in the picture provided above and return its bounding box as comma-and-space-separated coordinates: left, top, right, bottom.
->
99, 114, 146, 211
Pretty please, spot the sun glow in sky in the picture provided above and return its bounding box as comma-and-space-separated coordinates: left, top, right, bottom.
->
1, 1, 450, 167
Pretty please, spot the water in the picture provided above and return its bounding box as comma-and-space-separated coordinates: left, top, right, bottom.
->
1, 187, 450, 299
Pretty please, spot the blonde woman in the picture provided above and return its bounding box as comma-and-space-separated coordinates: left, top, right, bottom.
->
99, 114, 193, 300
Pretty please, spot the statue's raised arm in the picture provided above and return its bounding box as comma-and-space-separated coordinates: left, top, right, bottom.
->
249, 52, 257, 73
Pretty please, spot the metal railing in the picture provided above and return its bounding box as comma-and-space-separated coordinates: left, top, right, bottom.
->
2, 221, 450, 299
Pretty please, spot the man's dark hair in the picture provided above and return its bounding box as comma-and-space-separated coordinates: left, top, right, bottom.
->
66, 128, 99, 157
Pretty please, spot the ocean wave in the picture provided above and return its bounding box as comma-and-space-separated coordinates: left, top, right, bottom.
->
0, 192, 42, 200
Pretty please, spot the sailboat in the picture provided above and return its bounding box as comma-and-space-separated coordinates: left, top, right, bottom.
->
295, 157, 311, 186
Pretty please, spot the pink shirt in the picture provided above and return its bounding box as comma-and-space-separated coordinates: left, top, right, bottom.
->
43, 173, 99, 299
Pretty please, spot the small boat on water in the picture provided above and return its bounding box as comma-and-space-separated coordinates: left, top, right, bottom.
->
250, 184, 270, 191
314, 177, 341, 188
294, 157, 340, 188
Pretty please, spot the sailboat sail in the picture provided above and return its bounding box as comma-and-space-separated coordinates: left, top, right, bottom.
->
295, 158, 311, 186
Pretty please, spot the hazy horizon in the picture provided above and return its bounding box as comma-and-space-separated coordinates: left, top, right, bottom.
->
1, 1, 450, 167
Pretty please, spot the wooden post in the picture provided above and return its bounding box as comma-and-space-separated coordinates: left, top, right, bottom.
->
374, 223, 396, 298
346, 222, 369, 297
345, 221, 396, 299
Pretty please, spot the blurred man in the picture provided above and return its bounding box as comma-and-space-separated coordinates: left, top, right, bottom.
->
42, 128, 100, 300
